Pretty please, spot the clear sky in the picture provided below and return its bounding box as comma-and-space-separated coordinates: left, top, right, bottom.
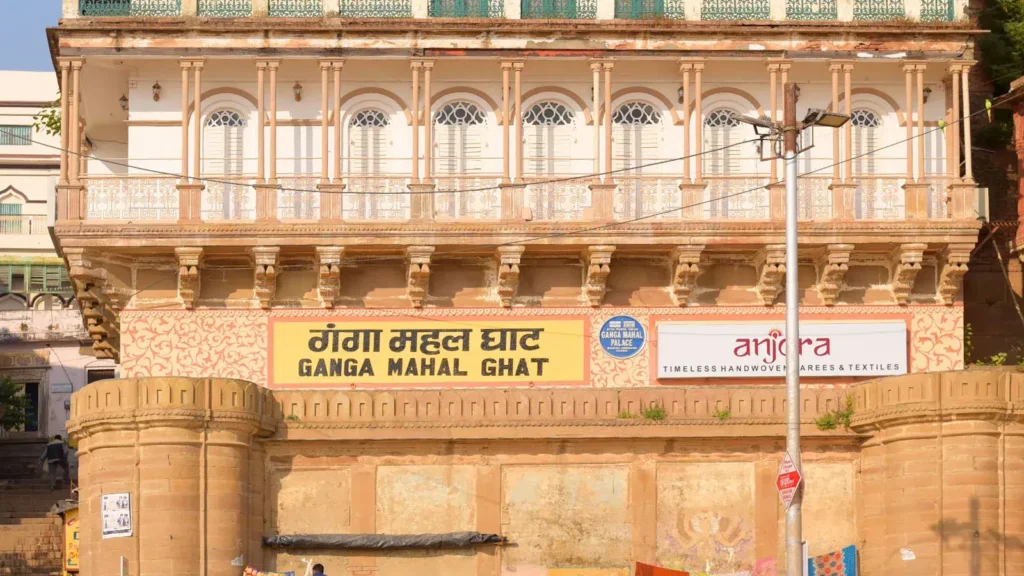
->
0, 0, 62, 72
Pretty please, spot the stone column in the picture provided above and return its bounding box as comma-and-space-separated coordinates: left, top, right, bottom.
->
56, 58, 84, 222
767, 60, 789, 220
58, 60, 70, 186
67, 378, 274, 576
514, 61, 524, 182
590, 60, 602, 180
318, 60, 345, 223
902, 62, 930, 219
950, 63, 961, 178
257, 60, 280, 221
830, 61, 856, 220
423, 60, 435, 184
694, 62, 704, 184
408, 60, 436, 220
177, 60, 204, 223
588, 60, 616, 221
70, 60, 83, 187
500, 60, 524, 221
192, 60, 204, 184
679, 60, 707, 219
767, 61, 779, 183
256, 61, 267, 184
960, 62, 975, 183
947, 61, 978, 218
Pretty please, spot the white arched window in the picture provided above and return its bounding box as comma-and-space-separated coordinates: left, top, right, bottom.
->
703, 108, 742, 175
203, 109, 246, 176
851, 109, 881, 175
612, 101, 663, 174
348, 108, 391, 175
524, 101, 575, 175
434, 101, 487, 174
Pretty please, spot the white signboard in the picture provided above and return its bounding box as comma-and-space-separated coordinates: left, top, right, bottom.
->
657, 321, 907, 379
101, 493, 132, 539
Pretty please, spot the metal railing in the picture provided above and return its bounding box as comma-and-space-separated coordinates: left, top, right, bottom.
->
79, 0, 181, 16
71, 174, 969, 223
84, 176, 180, 220
0, 215, 48, 235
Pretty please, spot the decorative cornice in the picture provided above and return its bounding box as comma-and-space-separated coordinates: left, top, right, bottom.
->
584, 245, 615, 307
754, 245, 786, 306
937, 243, 971, 306
496, 245, 525, 308
891, 243, 927, 305
817, 244, 853, 306
670, 245, 704, 306
406, 246, 434, 309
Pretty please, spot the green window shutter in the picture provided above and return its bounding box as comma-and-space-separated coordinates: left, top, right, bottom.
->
28, 266, 45, 293
0, 265, 11, 293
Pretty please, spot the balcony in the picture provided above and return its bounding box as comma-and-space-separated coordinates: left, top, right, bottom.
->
79, 173, 966, 224
73, 0, 960, 19
0, 215, 49, 236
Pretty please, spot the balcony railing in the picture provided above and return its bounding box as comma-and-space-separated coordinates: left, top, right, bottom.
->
197, 0, 252, 17
339, 0, 413, 16
701, 0, 769, 19
0, 215, 48, 235
613, 0, 685, 18
525, 178, 592, 221
521, 0, 598, 19
77, 174, 963, 224
704, 176, 771, 219
80, 0, 181, 16
85, 176, 179, 220
434, 176, 504, 220
786, 0, 837, 19
430, 0, 504, 17
269, 0, 323, 16
343, 176, 412, 220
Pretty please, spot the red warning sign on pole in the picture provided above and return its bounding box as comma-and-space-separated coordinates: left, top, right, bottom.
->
776, 452, 802, 510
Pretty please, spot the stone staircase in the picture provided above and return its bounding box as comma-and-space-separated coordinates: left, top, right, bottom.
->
0, 439, 70, 576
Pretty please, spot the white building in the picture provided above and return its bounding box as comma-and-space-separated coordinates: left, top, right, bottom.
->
0, 70, 115, 439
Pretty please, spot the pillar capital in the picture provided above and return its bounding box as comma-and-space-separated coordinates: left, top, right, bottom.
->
178, 57, 193, 69
901, 59, 927, 72
678, 57, 704, 71
191, 58, 206, 71
411, 58, 434, 70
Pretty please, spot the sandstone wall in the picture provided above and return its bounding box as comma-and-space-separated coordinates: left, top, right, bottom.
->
67, 370, 1024, 576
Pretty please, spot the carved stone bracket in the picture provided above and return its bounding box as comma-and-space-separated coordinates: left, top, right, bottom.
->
583, 245, 615, 307
938, 243, 972, 305
891, 243, 927, 305
754, 245, 786, 306
315, 247, 344, 308
407, 246, 435, 308
252, 247, 280, 309
817, 244, 854, 306
65, 248, 120, 360
175, 247, 203, 310
670, 245, 705, 306
496, 245, 525, 307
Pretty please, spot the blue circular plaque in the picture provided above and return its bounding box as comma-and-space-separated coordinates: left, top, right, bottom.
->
599, 315, 646, 359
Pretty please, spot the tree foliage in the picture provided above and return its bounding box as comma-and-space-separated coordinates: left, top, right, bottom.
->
0, 376, 28, 432
33, 94, 61, 137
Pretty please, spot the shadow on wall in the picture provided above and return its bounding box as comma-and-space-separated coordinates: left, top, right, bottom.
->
930, 496, 1024, 576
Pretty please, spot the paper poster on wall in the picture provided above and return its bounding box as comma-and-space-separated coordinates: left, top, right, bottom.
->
101, 493, 132, 539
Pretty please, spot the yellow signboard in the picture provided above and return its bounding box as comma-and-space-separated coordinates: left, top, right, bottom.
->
269, 317, 588, 387
64, 507, 79, 573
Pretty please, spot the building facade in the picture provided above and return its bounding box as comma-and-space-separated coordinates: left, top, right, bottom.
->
52, 1, 1008, 575
0, 70, 115, 439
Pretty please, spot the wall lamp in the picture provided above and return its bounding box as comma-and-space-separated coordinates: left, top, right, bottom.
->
294, 82, 303, 102
119, 94, 129, 111
152, 81, 162, 102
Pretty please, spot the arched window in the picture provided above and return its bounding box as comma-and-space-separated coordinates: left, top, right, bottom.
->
203, 109, 246, 176
348, 108, 391, 175
612, 101, 662, 174
702, 108, 742, 175
851, 109, 881, 175
523, 101, 575, 175
434, 101, 487, 174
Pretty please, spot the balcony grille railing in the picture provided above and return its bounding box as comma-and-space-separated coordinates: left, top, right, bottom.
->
84, 176, 180, 220
79, 0, 182, 16
343, 177, 411, 220
920, 0, 954, 20
854, 177, 905, 220
703, 177, 771, 219
614, 177, 683, 220
0, 216, 48, 235
203, 177, 256, 220
278, 177, 321, 220
798, 177, 834, 220
524, 179, 592, 221
614, 0, 665, 18
430, 0, 504, 17
434, 177, 503, 220
786, 0, 837, 20
269, 0, 323, 16
701, 0, 770, 19
521, 0, 597, 19
853, 0, 904, 19
197, 0, 252, 17
339, 0, 413, 16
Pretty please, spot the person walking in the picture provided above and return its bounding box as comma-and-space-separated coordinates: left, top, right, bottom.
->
39, 434, 70, 490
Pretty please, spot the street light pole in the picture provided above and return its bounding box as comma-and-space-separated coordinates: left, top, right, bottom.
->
782, 81, 803, 576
